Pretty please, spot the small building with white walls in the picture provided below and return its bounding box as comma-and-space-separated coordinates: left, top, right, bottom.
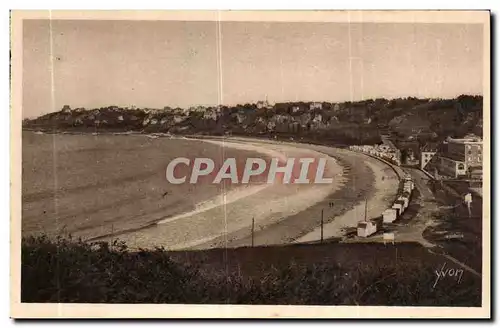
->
392, 203, 403, 216
397, 196, 409, 209
404, 181, 414, 191
357, 220, 377, 237
394, 200, 406, 213
383, 209, 398, 223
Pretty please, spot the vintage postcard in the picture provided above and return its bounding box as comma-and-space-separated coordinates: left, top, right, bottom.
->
10, 10, 490, 318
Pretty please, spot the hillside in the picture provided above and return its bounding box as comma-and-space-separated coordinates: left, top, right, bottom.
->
23, 95, 483, 146
22, 236, 481, 306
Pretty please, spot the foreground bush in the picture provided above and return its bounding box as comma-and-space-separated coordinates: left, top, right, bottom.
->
21, 236, 481, 306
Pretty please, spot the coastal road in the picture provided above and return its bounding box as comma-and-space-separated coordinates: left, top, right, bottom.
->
405, 167, 435, 201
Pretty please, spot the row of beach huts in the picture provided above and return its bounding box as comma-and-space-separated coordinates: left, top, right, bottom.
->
356, 176, 415, 238
348, 144, 414, 239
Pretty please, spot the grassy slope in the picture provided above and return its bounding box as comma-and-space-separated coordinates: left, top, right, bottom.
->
22, 236, 481, 306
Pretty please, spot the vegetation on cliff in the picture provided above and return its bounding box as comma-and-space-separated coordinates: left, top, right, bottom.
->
23, 95, 483, 146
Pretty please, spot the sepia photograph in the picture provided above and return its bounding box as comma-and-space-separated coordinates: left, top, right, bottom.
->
10, 10, 490, 318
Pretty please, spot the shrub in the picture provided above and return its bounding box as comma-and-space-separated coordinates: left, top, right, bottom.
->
21, 235, 481, 306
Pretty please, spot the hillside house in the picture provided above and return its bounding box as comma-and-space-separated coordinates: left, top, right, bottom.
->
173, 115, 186, 124
235, 113, 246, 124
257, 99, 272, 109
309, 102, 322, 111
272, 114, 289, 125
203, 109, 217, 121
312, 113, 323, 123
267, 121, 276, 131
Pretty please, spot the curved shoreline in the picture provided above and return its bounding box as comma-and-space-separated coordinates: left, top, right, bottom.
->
193, 140, 400, 248
156, 138, 287, 225
210, 148, 374, 248
95, 137, 344, 250
23, 131, 400, 250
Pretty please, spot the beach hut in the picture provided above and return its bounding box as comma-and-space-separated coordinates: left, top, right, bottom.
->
372, 217, 384, 230
402, 191, 411, 199
383, 208, 398, 223
403, 184, 412, 193
403, 181, 414, 191
392, 203, 403, 216
383, 232, 395, 245
397, 196, 409, 209
357, 220, 377, 237
395, 200, 406, 214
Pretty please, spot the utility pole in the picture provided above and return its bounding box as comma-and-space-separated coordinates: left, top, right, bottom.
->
364, 199, 368, 222
320, 209, 324, 243
251, 217, 255, 247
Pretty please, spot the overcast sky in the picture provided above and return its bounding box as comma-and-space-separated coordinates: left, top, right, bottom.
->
22, 20, 483, 118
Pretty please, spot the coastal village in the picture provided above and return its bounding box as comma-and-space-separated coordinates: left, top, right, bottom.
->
25, 95, 482, 146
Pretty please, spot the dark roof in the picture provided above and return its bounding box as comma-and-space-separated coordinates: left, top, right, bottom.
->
421, 142, 439, 152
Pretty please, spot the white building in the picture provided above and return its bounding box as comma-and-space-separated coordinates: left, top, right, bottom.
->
383, 209, 398, 223
421, 151, 437, 170
434, 134, 483, 178
173, 115, 186, 124
257, 99, 273, 109
309, 102, 323, 111
397, 196, 409, 209
312, 113, 323, 123
402, 180, 414, 192
203, 110, 217, 121
357, 220, 377, 237
267, 121, 276, 131
392, 203, 403, 216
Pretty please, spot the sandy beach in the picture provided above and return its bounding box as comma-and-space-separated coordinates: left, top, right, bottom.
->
295, 155, 399, 243
107, 138, 344, 250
